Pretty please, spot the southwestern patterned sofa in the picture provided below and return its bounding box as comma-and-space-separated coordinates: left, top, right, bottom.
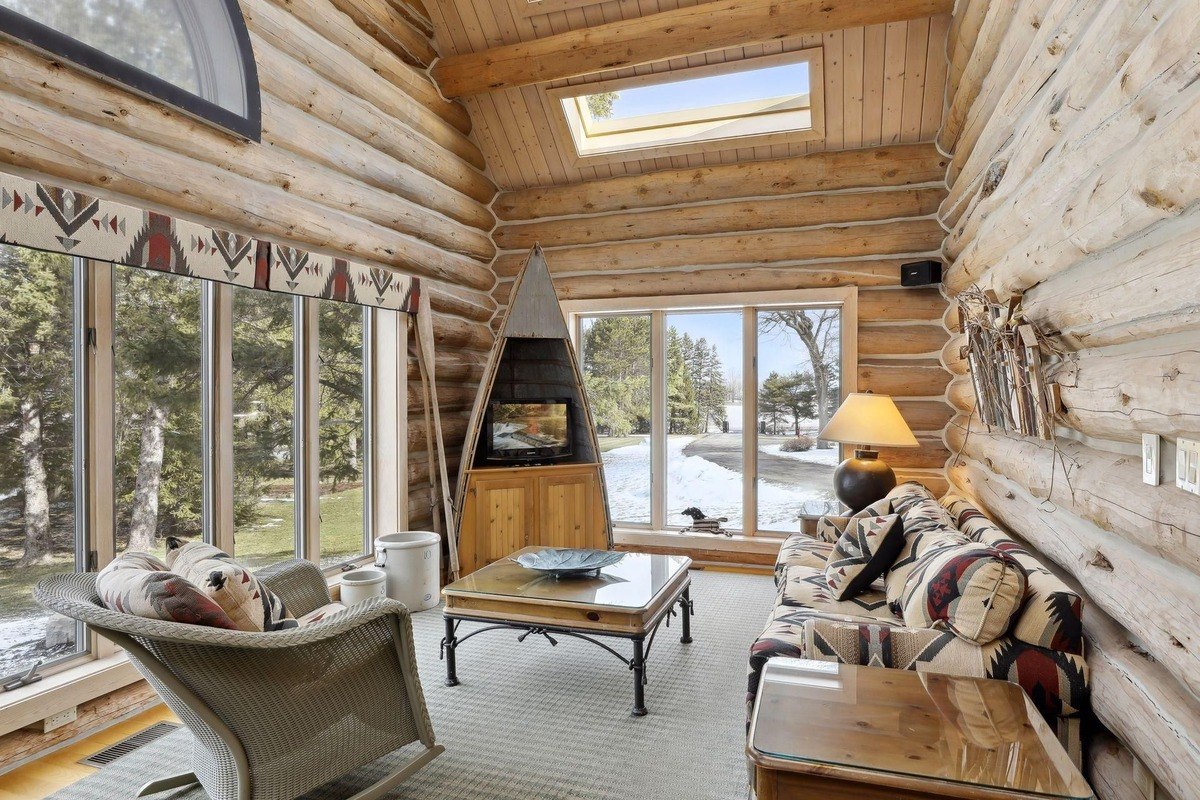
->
748, 481, 1089, 763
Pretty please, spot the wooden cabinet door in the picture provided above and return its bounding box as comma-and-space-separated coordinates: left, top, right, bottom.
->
536, 471, 596, 550
465, 475, 533, 570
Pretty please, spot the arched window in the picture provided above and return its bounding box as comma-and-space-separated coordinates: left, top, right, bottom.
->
0, 0, 261, 140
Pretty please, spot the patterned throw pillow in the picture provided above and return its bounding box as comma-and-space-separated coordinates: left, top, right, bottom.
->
95, 551, 239, 629
823, 514, 904, 600
901, 543, 1028, 645
885, 496, 968, 615
166, 538, 297, 632
814, 515, 851, 543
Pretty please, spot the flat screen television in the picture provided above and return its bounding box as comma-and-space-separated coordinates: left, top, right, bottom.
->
484, 399, 573, 464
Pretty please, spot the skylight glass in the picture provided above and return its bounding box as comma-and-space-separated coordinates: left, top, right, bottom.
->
556, 53, 820, 160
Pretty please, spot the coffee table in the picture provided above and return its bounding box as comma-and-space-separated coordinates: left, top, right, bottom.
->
748, 658, 1093, 800
441, 547, 693, 717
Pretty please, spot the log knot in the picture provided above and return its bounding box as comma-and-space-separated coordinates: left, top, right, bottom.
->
1087, 551, 1114, 572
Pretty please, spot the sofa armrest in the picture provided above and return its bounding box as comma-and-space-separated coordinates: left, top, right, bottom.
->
256, 559, 333, 619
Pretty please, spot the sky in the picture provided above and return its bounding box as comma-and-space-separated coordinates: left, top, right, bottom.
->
666, 310, 830, 386
596, 62, 810, 120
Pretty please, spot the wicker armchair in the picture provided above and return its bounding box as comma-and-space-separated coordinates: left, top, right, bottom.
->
35, 559, 443, 800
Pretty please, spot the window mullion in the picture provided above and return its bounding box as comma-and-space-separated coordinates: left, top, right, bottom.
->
650, 311, 667, 531
362, 306, 374, 555
743, 308, 758, 535
298, 298, 320, 562
205, 283, 235, 553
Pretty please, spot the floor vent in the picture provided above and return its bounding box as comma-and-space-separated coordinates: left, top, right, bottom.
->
80, 721, 181, 768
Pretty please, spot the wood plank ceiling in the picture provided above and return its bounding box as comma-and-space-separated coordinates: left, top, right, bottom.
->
425, 0, 951, 190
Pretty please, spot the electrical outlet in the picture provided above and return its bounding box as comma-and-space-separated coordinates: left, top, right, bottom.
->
1142, 434, 1160, 486
24, 706, 77, 734
1177, 438, 1200, 496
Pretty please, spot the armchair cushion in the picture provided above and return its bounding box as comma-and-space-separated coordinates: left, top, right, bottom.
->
824, 514, 904, 600
95, 552, 239, 630
166, 538, 297, 632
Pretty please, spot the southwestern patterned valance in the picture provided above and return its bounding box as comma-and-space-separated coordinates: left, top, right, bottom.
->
0, 170, 419, 313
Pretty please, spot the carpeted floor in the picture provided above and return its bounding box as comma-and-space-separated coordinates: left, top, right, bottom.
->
51, 569, 772, 800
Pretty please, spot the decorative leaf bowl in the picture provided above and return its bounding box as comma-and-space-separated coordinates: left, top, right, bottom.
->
512, 548, 625, 578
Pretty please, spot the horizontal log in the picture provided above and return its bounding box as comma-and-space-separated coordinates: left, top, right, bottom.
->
494, 145, 949, 220
0, 90, 494, 291
326, 0, 437, 67
946, 415, 1200, 574
937, 0, 1017, 152
424, 315, 494, 351
432, 0, 952, 97
243, 0, 478, 169
1088, 733, 1142, 800
945, 455, 1200, 699
493, 187, 946, 249
1055, 331, 1200, 443
425, 282, 496, 324
896, 469, 950, 496
408, 351, 488, 383
255, 37, 496, 204
877, 439, 951, 469
945, 0, 988, 101
1018, 207, 1200, 349
859, 362, 953, 397
1086, 607, 1200, 800
492, 258, 916, 303
944, 27, 1200, 295
858, 324, 951, 356
263, 0, 467, 132
893, 401, 954, 433
858, 288, 947, 323
0, 44, 493, 261
260, 99, 492, 232
493, 219, 946, 277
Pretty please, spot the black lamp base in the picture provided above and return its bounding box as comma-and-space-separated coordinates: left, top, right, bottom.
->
833, 448, 897, 513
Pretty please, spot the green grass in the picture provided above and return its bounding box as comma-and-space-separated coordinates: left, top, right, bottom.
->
236, 485, 366, 569
597, 436, 643, 453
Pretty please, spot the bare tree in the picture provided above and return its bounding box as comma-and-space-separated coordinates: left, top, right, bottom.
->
758, 310, 840, 448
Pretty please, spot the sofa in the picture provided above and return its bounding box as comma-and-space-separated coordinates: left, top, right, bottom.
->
747, 481, 1089, 763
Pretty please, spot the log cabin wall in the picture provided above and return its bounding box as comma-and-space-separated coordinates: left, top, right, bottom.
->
0, 0, 499, 532
489, 144, 956, 493
937, 0, 1200, 797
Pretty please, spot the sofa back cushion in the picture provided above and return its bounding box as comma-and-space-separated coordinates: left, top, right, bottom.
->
824, 514, 905, 600
166, 538, 296, 632
883, 483, 968, 614
901, 543, 1028, 645
96, 551, 240, 629
942, 495, 1084, 654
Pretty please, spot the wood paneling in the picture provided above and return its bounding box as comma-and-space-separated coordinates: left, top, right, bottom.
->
938, 0, 1200, 796
426, 1, 951, 189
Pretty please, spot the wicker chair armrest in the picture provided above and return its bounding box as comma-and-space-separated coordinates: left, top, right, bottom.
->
255, 559, 332, 618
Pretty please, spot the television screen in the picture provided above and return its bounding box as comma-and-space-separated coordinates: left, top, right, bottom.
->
487, 400, 572, 462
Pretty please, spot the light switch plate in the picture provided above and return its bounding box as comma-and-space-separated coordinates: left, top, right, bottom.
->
1177, 438, 1200, 496
1142, 434, 1160, 486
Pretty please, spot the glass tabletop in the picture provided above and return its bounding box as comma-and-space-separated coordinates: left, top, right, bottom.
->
443, 548, 690, 611
749, 659, 1093, 799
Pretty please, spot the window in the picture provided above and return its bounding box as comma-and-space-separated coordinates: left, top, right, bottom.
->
0, 0, 261, 140
568, 290, 854, 536
550, 49, 823, 163
231, 288, 298, 570
0, 244, 85, 681
317, 301, 368, 569
113, 265, 204, 560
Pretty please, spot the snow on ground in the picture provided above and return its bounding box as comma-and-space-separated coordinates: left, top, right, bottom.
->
760, 443, 842, 466
600, 436, 835, 532
0, 614, 73, 678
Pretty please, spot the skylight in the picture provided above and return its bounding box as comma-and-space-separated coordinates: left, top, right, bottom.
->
552, 50, 822, 162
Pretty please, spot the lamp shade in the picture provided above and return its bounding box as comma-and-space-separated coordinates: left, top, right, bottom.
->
819, 393, 919, 448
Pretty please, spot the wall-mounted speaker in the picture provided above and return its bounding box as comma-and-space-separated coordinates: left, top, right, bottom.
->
900, 259, 942, 286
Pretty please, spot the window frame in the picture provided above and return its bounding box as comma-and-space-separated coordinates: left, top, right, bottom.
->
0, 0, 261, 141
564, 287, 857, 538
546, 48, 824, 167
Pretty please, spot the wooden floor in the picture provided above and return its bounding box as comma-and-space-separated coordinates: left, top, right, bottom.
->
0, 706, 178, 800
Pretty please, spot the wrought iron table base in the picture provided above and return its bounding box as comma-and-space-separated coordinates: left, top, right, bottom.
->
442, 585, 694, 717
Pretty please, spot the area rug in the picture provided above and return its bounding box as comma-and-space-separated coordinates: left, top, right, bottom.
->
50, 569, 773, 800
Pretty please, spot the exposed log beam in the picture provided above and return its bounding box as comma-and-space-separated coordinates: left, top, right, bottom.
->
431, 0, 953, 97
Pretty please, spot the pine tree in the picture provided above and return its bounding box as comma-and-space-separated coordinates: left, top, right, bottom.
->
666, 328, 699, 434
581, 316, 651, 435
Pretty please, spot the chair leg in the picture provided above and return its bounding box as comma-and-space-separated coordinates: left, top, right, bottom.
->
136, 771, 199, 797
345, 744, 445, 800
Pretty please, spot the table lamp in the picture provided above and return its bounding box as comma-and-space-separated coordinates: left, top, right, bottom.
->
818, 392, 919, 512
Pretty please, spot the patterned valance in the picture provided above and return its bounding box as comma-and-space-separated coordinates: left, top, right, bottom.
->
0, 170, 419, 313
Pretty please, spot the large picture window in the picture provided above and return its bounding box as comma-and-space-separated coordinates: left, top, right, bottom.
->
568, 290, 855, 536
0, 244, 85, 680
